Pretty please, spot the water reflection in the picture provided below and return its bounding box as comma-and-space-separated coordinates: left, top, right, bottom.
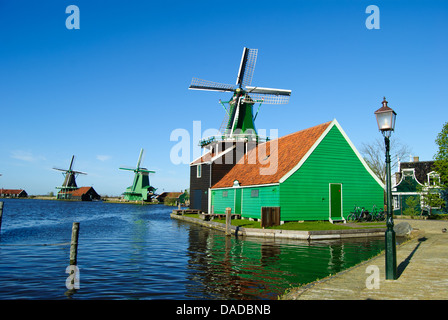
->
183, 224, 384, 300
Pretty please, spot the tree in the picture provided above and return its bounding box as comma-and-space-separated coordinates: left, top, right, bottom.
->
417, 184, 445, 216
403, 196, 419, 217
360, 138, 412, 184
434, 122, 448, 188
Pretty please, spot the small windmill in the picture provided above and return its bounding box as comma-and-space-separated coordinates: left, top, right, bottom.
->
119, 148, 156, 202
189, 47, 291, 147
53, 155, 86, 199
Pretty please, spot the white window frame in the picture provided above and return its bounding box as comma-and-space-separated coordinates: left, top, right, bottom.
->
197, 164, 202, 178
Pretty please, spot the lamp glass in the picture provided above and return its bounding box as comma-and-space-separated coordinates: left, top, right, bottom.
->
375, 110, 396, 132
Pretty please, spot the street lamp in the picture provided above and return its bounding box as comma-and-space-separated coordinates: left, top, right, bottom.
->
374, 97, 397, 280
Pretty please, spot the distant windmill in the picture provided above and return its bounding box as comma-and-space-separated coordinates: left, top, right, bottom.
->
53, 155, 87, 199
119, 148, 156, 202
189, 47, 291, 147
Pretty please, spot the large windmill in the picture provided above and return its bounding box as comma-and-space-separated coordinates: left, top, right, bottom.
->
119, 148, 156, 202
53, 155, 87, 199
189, 47, 291, 147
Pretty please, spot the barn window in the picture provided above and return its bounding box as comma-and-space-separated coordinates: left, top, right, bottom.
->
251, 189, 259, 198
223, 191, 228, 198
197, 164, 202, 178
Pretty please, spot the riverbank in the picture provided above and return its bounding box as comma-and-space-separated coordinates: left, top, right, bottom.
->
281, 219, 448, 300
170, 212, 387, 240
9, 196, 171, 206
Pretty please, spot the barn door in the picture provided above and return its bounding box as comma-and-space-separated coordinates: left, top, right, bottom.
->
192, 189, 202, 210
329, 183, 344, 222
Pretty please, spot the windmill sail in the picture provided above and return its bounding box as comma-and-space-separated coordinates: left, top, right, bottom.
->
245, 86, 291, 104
236, 48, 258, 87
189, 78, 236, 92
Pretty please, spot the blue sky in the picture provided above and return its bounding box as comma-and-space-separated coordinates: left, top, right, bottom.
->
0, 0, 447, 196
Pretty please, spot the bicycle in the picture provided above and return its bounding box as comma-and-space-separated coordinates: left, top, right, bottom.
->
370, 205, 385, 221
360, 207, 372, 222
347, 206, 362, 222
348, 205, 373, 222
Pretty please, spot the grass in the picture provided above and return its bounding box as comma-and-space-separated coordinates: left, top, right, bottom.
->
181, 214, 380, 231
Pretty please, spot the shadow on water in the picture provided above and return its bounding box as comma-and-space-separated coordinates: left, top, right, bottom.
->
396, 237, 427, 278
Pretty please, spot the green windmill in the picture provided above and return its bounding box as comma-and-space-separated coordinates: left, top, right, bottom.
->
189, 47, 291, 147
119, 148, 156, 202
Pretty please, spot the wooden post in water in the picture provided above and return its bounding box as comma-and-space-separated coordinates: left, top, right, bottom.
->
70, 222, 80, 265
0, 201, 3, 233
225, 207, 232, 236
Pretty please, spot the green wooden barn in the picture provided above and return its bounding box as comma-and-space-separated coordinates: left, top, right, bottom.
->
209, 120, 385, 222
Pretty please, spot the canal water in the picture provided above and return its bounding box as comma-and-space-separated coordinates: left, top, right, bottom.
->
0, 199, 385, 300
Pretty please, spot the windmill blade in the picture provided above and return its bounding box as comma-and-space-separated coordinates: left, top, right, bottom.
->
244, 86, 291, 104
244, 92, 291, 104
245, 86, 291, 96
189, 78, 236, 92
138, 168, 156, 174
236, 48, 258, 87
72, 170, 87, 175
137, 148, 144, 169
119, 167, 137, 171
53, 167, 68, 172
68, 155, 75, 171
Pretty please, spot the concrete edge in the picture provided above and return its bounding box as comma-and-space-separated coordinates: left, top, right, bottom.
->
170, 213, 386, 240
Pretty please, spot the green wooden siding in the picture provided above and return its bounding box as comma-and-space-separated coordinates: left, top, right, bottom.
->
280, 126, 384, 221
211, 185, 279, 218
241, 185, 280, 219
211, 189, 235, 214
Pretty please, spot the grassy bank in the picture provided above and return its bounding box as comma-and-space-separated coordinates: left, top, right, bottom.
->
182, 214, 386, 231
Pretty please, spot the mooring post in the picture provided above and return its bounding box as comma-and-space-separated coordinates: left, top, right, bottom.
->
70, 222, 80, 265
0, 201, 3, 233
225, 207, 232, 236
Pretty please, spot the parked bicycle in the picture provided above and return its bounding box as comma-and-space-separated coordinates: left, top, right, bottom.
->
370, 205, 385, 221
347, 205, 377, 222
347, 206, 370, 222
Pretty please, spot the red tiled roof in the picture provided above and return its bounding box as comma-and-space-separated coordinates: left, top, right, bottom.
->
70, 186, 93, 196
157, 192, 183, 198
211, 121, 332, 188
0, 189, 25, 195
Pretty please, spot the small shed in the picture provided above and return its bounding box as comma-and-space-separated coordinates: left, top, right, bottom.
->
209, 120, 385, 222
0, 189, 28, 198
156, 192, 182, 203
58, 186, 101, 201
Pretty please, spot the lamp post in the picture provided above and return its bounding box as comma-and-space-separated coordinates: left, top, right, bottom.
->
374, 97, 397, 280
